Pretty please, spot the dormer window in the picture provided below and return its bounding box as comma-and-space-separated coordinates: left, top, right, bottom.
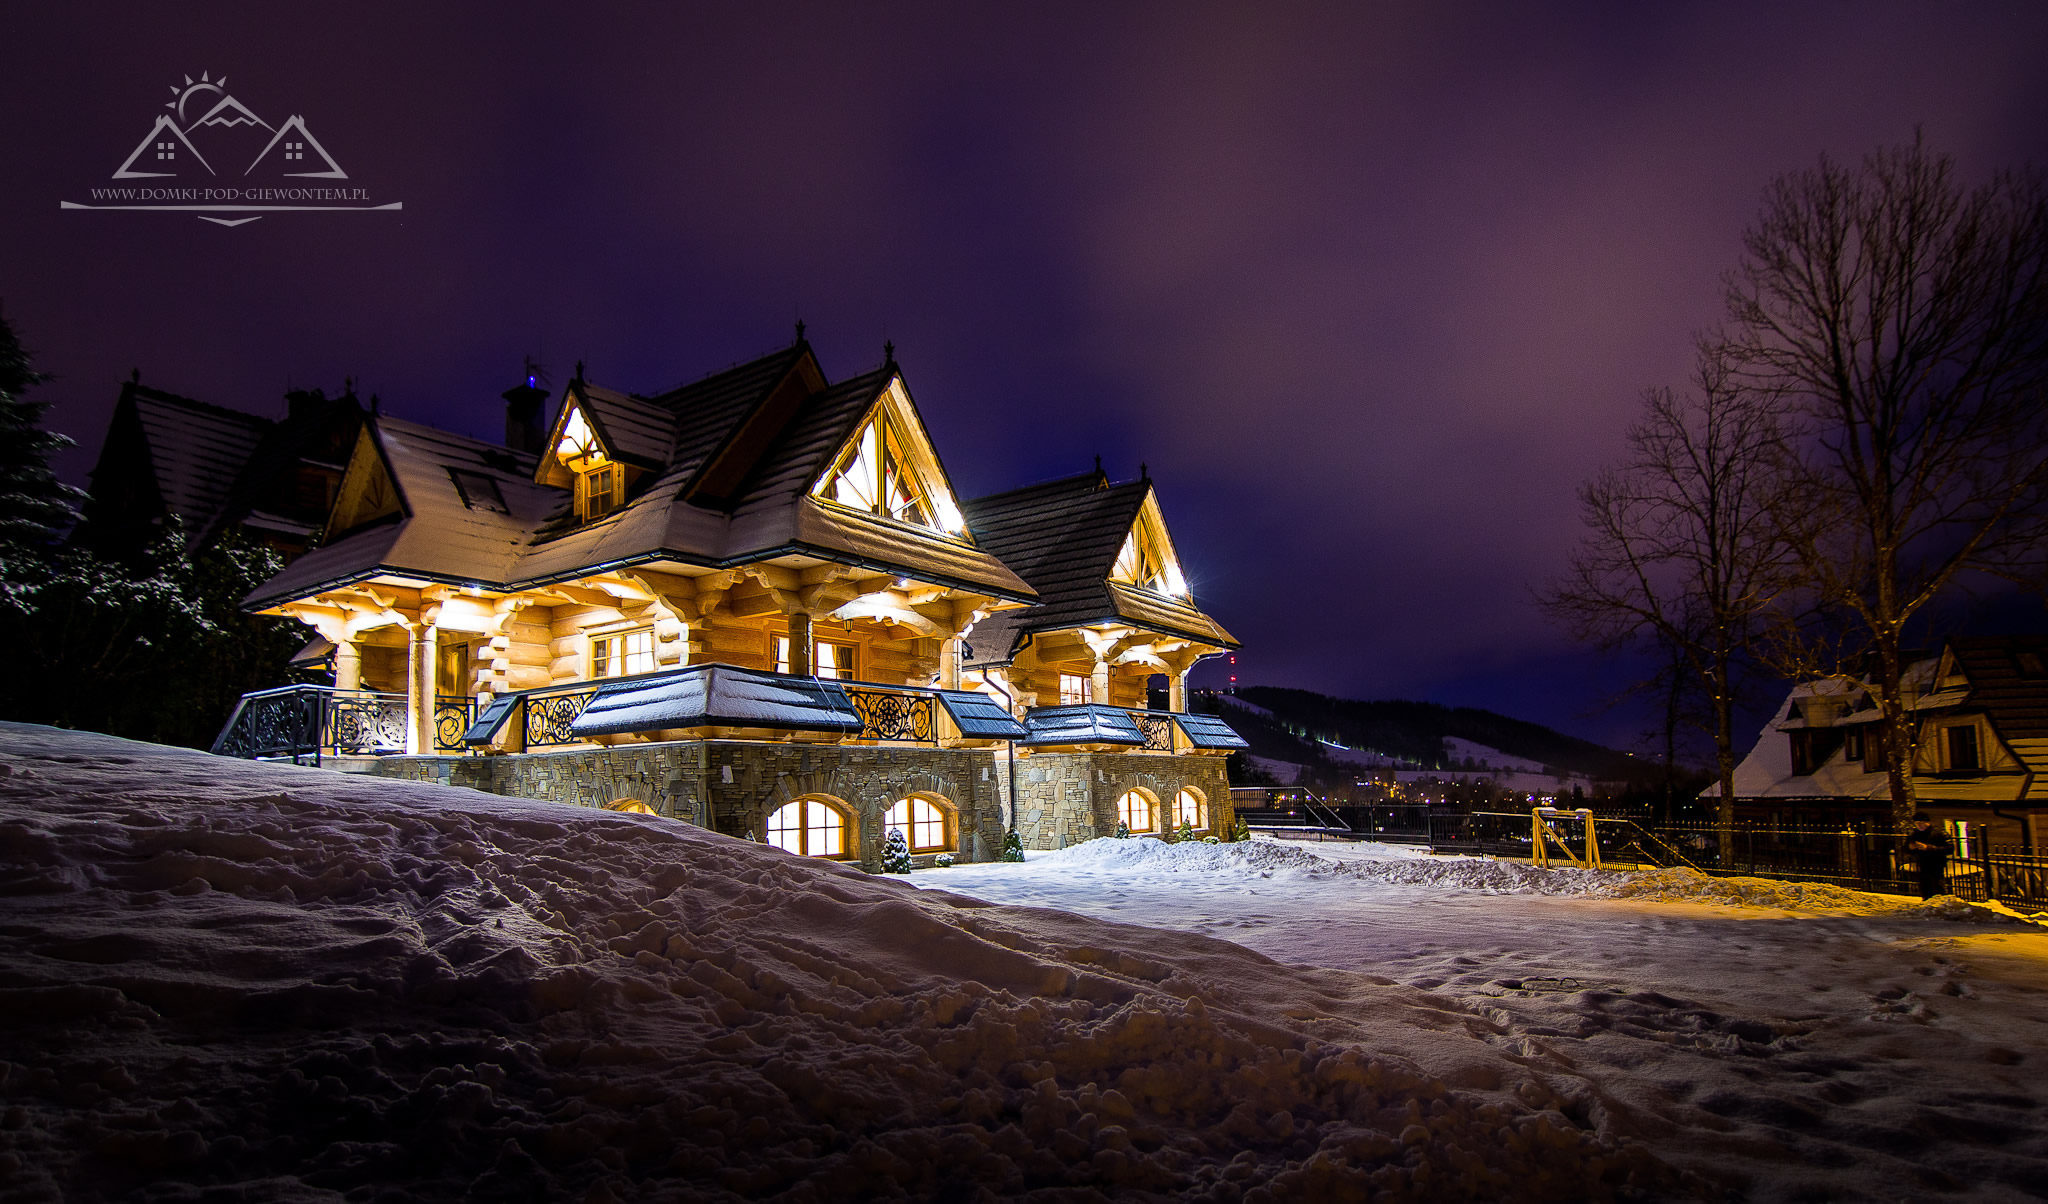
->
557, 408, 620, 522
1113, 522, 1187, 597
816, 403, 965, 534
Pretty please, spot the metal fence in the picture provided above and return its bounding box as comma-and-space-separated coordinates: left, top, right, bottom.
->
213, 685, 472, 763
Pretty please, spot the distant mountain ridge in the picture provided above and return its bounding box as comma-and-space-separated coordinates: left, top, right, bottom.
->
1199, 686, 1648, 783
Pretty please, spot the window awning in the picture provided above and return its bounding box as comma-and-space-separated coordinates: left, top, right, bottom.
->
1171, 712, 1249, 750
1021, 704, 1146, 747
571, 665, 864, 738
935, 689, 1027, 739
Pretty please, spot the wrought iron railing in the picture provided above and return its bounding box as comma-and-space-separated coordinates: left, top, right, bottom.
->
521, 683, 599, 748
213, 685, 473, 762
1129, 711, 1175, 752
845, 685, 936, 743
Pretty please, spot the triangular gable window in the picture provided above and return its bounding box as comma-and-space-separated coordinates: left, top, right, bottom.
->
548, 401, 622, 523
1111, 506, 1188, 597
815, 395, 965, 535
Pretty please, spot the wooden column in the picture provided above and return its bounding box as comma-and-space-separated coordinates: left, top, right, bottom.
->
787, 612, 813, 676
1168, 669, 1188, 713
940, 636, 962, 690
1091, 658, 1110, 708
406, 625, 437, 755
334, 639, 362, 691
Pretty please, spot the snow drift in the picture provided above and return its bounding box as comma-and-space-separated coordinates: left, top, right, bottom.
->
0, 725, 1690, 1202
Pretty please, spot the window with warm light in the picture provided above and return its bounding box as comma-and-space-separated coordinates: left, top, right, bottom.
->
766, 798, 850, 858
591, 627, 655, 678
1173, 788, 1206, 830
774, 635, 857, 679
578, 463, 619, 521
1112, 521, 1186, 597
1116, 789, 1154, 833
816, 405, 964, 534
884, 796, 950, 852
1059, 674, 1091, 705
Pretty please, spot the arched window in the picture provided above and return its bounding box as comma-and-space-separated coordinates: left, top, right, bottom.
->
1116, 789, 1154, 833
1173, 788, 1206, 830
884, 795, 952, 853
766, 798, 852, 858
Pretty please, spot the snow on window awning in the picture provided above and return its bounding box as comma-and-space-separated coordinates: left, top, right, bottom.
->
936, 690, 1027, 740
1172, 712, 1249, 750
571, 666, 864, 738
1021, 705, 1146, 747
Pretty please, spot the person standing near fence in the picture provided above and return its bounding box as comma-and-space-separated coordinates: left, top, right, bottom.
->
1903, 814, 1950, 900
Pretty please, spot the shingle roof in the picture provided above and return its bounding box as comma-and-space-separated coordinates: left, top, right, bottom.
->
1951, 636, 2048, 741
959, 471, 1236, 660
246, 344, 1035, 607
574, 382, 674, 468
128, 387, 273, 529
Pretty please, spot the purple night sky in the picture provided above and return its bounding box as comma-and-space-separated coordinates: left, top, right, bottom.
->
5, 4, 2046, 749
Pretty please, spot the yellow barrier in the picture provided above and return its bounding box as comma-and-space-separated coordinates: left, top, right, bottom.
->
1530, 807, 1600, 869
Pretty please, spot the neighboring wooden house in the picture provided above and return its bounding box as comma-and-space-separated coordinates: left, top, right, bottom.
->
1707, 636, 2048, 849
214, 335, 1245, 864
80, 375, 363, 558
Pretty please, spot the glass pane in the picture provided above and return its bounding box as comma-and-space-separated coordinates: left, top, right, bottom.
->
766, 803, 803, 854
807, 800, 843, 857
624, 629, 655, 675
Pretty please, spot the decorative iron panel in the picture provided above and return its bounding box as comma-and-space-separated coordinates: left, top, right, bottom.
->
214, 687, 324, 759
434, 696, 475, 753
323, 691, 409, 754
846, 688, 935, 743
525, 690, 595, 747
1131, 713, 1174, 752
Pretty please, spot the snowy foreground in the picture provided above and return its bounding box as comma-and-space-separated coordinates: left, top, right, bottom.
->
0, 728, 2042, 1202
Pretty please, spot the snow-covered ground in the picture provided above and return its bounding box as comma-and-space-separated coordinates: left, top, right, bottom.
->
1, 723, 2043, 1202
924, 836, 2048, 1202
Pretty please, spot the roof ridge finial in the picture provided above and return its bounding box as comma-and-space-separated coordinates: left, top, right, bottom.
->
130, 367, 141, 385
1094, 454, 1102, 477
1141, 461, 1149, 481
794, 318, 806, 342
882, 339, 895, 365
574, 359, 585, 383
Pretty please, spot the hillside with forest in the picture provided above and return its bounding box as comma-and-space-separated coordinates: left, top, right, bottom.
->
1196, 686, 1662, 790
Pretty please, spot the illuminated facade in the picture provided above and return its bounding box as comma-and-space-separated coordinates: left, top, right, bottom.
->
213, 334, 1246, 862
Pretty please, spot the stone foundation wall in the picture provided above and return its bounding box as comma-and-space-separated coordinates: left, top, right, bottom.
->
365, 742, 1233, 865
1009, 752, 1234, 850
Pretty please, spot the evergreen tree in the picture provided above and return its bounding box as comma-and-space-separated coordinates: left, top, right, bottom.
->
881, 827, 913, 874
1113, 820, 1131, 839
0, 313, 84, 612
1178, 819, 1196, 843
1000, 830, 1025, 862
1231, 815, 1251, 843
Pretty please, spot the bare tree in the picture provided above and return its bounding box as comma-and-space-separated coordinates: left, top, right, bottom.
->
1722, 137, 2048, 823
1543, 344, 1789, 828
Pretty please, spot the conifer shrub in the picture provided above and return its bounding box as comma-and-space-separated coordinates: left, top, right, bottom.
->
1000, 830, 1026, 862
1177, 819, 1196, 843
1114, 821, 1131, 839
933, 852, 955, 868
881, 828, 913, 874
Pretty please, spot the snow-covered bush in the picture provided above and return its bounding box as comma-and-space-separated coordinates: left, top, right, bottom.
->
1230, 815, 1251, 843
1203, 835, 1220, 844
1114, 820, 1131, 839
1000, 829, 1025, 862
933, 852, 955, 868
1178, 819, 1196, 843
881, 828, 913, 874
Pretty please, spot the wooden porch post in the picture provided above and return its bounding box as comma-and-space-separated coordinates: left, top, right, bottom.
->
1168, 669, 1188, 713
787, 612, 813, 676
406, 624, 437, 754
940, 636, 962, 690
1091, 658, 1110, 708
334, 639, 362, 691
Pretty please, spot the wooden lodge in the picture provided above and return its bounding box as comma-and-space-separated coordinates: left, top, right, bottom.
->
207, 334, 1246, 865
1706, 637, 2048, 850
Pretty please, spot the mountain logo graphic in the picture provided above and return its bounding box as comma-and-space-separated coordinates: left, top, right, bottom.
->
67, 70, 397, 226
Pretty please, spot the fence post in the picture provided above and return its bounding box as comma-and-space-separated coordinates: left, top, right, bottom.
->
1531, 808, 1547, 868
1977, 823, 1994, 903
1579, 809, 1601, 869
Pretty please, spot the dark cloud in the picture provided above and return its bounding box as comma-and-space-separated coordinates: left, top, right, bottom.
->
5, 3, 2045, 747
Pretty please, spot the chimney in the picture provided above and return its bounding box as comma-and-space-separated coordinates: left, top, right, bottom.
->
503, 368, 547, 454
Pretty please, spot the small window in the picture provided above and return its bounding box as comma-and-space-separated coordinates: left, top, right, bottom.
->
1173, 788, 1206, 830
767, 798, 850, 858
885, 796, 950, 853
1116, 789, 1154, 833
450, 469, 509, 514
1060, 674, 1091, 706
1946, 725, 1980, 772
1842, 728, 1864, 763
774, 635, 858, 679
1866, 731, 1890, 772
591, 627, 655, 679
578, 464, 619, 521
